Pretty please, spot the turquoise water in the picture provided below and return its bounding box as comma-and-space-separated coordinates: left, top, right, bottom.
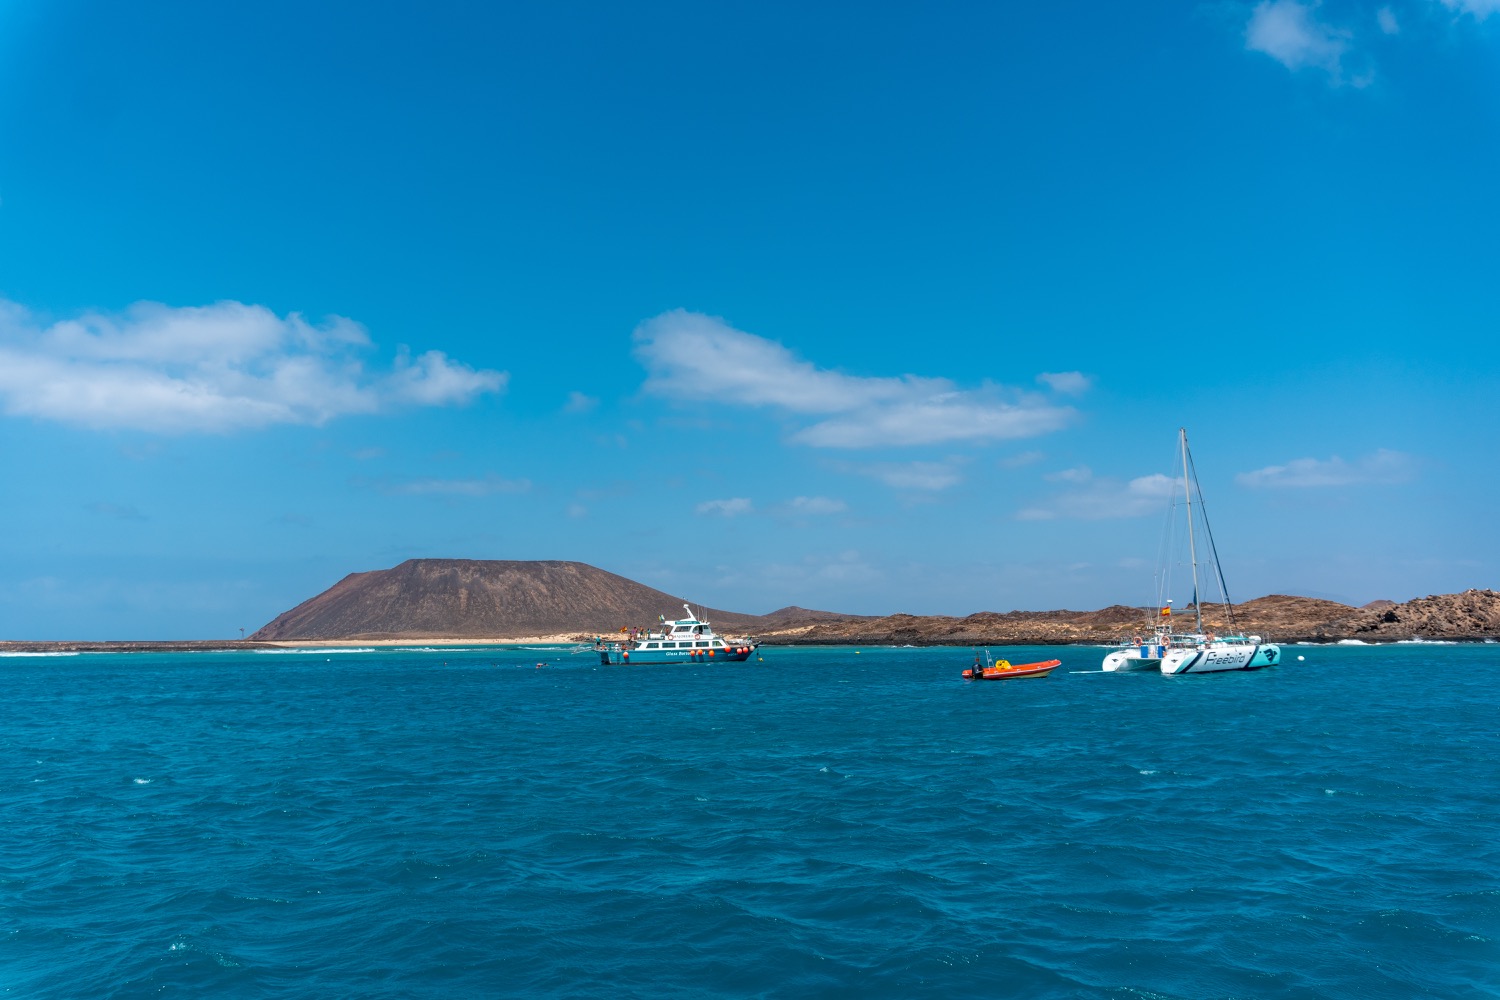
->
3, 643, 1497, 998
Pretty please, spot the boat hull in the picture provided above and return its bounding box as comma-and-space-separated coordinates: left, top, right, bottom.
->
1161, 643, 1280, 675
1102, 648, 1163, 672
602, 644, 758, 665
963, 659, 1061, 680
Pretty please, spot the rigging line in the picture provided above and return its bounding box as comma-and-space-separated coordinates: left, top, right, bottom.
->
1180, 429, 1204, 635
1185, 441, 1238, 632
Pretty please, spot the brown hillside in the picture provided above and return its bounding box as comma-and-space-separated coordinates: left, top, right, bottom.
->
1231, 595, 1356, 635
251, 559, 768, 640
756, 595, 1365, 645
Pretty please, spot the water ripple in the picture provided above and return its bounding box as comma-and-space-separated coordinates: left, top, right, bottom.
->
2, 644, 1497, 997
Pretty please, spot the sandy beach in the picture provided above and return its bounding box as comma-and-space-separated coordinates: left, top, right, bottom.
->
263, 636, 590, 647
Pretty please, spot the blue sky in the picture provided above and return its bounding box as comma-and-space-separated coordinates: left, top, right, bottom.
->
1, 0, 1497, 638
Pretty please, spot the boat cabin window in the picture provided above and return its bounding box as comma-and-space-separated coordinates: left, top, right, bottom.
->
694, 641, 708, 648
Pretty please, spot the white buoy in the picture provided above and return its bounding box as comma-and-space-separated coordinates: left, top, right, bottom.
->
1297, 655, 1305, 661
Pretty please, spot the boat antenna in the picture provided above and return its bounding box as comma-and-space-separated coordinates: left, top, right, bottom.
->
1184, 441, 1239, 631
1180, 428, 1203, 635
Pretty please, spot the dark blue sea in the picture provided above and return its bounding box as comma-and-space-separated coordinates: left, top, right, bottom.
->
3, 643, 1497, 999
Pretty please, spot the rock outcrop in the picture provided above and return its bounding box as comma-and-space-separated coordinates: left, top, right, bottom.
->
1315, 589, 1500, 641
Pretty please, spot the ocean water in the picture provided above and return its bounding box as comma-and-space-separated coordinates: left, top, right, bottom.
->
2, 643, 1497, 999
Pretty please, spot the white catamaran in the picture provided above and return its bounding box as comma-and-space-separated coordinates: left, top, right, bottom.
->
1102, 429, 1281, 675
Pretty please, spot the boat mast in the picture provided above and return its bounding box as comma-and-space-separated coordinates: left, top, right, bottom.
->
1185, 442, 1239, 631
1181, 428, 1203, 634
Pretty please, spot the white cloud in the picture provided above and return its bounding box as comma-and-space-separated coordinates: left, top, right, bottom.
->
1036, 371, 1092, 395
633, 310, 1075, 448
845, 459, 966, 491
785, 496, 848, 515
384, 475, 531, 496
1018, 472, 1179, 521
696, 497, 753, 517
999, 450, 1045, 469
1044, 466, 1092, 484
384, 347, 504, 407
0, 298, 506, 433
1376, 5, 1400, 33
564, 390, 598, 413
1235, 449, 1414, 488
1245, 1, 1354, 79
1439, 0, 1500, 18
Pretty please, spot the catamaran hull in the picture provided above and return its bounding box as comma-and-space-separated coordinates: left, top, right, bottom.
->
1161, 643, 1280, 675
1102, 649, 1164, 672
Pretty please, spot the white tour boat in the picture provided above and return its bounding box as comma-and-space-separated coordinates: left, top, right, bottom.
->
595, 605, 759, 666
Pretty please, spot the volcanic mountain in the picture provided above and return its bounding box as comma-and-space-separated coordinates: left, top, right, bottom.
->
251, 559, 772, 640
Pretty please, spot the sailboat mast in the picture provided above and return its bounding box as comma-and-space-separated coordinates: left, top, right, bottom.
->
1180, 428, 1203, 634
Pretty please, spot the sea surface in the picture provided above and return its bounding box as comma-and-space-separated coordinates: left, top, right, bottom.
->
2, 643, 1497, 999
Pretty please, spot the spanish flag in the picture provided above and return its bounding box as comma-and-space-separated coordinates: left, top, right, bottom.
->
1160, 606, 1171, 617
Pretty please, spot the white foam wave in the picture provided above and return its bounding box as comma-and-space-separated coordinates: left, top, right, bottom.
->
133, 778, 152, 785
0, 651, 81, 657
1335, 639, 1369, 646
254, 647, 377, 655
